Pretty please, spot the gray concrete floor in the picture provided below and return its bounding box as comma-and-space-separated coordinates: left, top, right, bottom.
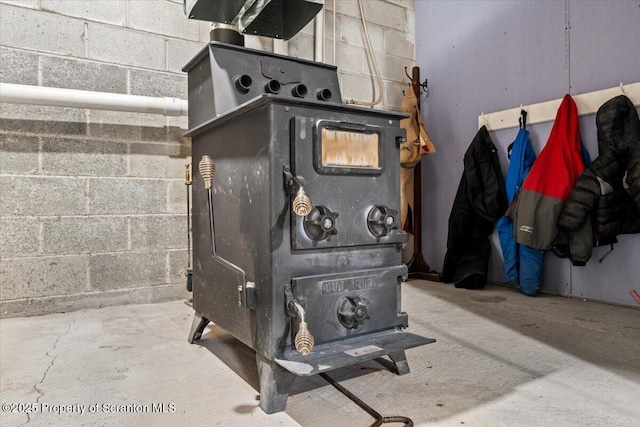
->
1, 281, 639, 427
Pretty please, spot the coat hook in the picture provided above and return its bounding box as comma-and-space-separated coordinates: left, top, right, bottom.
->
404, 66, 412, 82
404, 67, 429, 95
481, 113, 489, 128
519, 108, 528, 129
620, 82, 626, 95
420, 78, 428, 94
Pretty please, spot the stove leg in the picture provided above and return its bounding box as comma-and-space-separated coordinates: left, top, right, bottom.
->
388, 350, 410, 376
256, 353, 296, 414
188, 312, 210, 343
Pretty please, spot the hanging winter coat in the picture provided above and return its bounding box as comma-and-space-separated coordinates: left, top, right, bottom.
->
512, 95, 592, 280
442, 126, 507, 289
558, 95, 640, 246
497, 127, 544, 292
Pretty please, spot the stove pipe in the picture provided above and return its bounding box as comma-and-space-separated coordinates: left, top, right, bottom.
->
209, 23, 244, 46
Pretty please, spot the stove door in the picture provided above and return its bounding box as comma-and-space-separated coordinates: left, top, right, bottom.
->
289, 265, 409, 345
290, 117, 407, 250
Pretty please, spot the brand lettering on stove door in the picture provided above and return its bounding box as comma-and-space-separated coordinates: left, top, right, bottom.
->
321, 276, 377, 295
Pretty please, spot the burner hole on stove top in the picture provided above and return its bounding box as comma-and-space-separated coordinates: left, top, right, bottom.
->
291, 84, 308, 98
316, 88, 332, 101
263, 79, 281, 94
234, 74, 252, 93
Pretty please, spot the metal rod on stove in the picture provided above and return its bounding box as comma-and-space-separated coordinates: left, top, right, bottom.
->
185, 162, 193, 291
206, 187, 247, 286
186, 190, 191, 271
199, 155, 247, 286
320, 373, 414, 427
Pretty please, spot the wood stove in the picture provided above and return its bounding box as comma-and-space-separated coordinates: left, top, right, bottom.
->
183, 0, 434, 414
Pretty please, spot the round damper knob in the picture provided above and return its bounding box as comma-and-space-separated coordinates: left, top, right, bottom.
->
303, 205, 338, 242
367, 205, 399, 237
337, 296, 370, 330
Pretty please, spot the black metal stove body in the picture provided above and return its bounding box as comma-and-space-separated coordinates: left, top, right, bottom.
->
185, 42, 434, 414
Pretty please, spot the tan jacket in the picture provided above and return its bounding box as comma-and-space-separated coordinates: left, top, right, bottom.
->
399, 89, 435, 230
400, 89, 435, 167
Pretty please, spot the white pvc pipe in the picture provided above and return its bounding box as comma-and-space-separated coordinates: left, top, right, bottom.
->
314, 12, 324, 62
0, 82, 188, 116
332, 0, 336, 65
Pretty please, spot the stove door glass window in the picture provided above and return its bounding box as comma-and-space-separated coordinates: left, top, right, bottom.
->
321, 128, 380, 169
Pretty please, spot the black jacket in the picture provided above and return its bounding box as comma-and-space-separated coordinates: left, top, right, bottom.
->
442, 126, 508, 288
558, 96, 640, 245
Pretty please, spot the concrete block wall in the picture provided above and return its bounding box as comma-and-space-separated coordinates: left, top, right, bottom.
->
0, 0, 201, 317
288, 0, 416, 111
0, 0, 416, 317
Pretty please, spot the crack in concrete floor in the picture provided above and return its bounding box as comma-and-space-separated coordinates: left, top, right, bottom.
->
18, 310, 86, 427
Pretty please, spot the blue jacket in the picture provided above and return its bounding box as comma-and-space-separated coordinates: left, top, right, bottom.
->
497, 128, 543, 294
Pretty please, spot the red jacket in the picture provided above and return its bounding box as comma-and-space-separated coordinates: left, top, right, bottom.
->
513, 94, 592, 263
